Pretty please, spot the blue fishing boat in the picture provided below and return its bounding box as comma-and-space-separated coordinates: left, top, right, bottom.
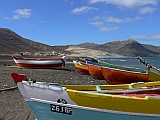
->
11, 72, 160, 120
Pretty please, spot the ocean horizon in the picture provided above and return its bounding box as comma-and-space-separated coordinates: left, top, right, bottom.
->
97, 56, 160, 69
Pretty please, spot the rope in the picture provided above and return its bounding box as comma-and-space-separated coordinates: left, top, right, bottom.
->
0, 86, 18, 92
137, 56, 160, 72
24, 109, 32, 120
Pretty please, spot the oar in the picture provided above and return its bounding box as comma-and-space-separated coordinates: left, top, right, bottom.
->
137, 56, 160, 71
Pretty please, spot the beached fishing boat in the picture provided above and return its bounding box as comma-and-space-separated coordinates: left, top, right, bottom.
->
101, 66, 149, 84
100, 61, 149, 84
87, 61, 104, 79
137, 56, 160, 81
148, 67, 160, 81
12, 55, 63, 69
11, 72, 160, 120
74, 57, 98, 63
99, 61, 147, 73
73, 60, 89, 75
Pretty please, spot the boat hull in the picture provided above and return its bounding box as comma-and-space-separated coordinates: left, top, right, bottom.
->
87, 64, 104, 79
73, 60, 89, 75
148, 67, 160, 81
75, 67, 89, 75
137, 56, 160, 82
11, 72, 160, 120
27, 100, 160, 120
12, 56, 62, 68
15, 61, 62, 69
101, 67, 149, 84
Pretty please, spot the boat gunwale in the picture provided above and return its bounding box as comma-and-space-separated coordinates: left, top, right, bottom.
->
101, 66, 148, 74
21, 80, 160, 99
30, 98, 160, 117
100, 61, 147, 73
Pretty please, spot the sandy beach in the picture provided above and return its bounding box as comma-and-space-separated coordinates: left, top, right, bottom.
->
0, 57, 107, 120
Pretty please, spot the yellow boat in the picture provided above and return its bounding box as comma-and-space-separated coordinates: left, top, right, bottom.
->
73, 60, 90, 75
11, 72, 160, 120
138, 56, 160, 81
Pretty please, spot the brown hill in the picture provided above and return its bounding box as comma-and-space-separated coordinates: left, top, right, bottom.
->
116, 41, 159, 56
0, 28, 69, 55
1, 28, 160, 57
77, 40, 160, 57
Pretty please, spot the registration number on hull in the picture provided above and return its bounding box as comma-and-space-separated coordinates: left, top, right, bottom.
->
50, 104, 72, 115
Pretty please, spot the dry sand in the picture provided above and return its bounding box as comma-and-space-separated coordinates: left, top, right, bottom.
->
0, 58, 107, 120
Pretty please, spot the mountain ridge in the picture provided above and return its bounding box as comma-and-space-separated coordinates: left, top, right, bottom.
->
75, 40, 160, 56
0, 28, 160, 57
0, 28, 70, 54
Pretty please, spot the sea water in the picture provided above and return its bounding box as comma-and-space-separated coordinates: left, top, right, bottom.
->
97, 56, 160, 69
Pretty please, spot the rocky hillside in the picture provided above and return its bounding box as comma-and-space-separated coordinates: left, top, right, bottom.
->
0, 28, 160, 57
76, 40, 160, 56
0, 28, 69, 55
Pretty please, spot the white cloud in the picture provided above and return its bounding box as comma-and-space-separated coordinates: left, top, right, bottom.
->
128, 34, 160, 40
89, 16, 100, 21
71, 6, 99, 14
139, 6, 157, 14
64, 0, 74, 4
100, 26, 120, 32
104, 16, 123, 23
88, 0, 157, 7
88, 21, 104, 26
13, 9, 31, 19
88, 16, 141, 33
104, 16, 142, 23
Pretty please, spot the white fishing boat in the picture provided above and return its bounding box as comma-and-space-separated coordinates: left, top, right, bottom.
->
11, 72, 160, 120
12, 55, 62, 68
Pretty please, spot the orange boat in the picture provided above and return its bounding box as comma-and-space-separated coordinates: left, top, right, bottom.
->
87, 61, 104, 79
101, 66, 149, 84
73, 60, 90, 75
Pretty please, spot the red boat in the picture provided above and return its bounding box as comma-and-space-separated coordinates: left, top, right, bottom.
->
101, 66, 149, 84
73, 60, 90, 75
12, 55, 63, 69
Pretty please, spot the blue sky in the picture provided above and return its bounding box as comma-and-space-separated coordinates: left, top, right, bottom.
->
1, 0, 160, 46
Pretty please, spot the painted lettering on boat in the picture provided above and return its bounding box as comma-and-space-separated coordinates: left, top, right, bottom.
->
50, 104, 72, 115
57, 98, 67, 104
